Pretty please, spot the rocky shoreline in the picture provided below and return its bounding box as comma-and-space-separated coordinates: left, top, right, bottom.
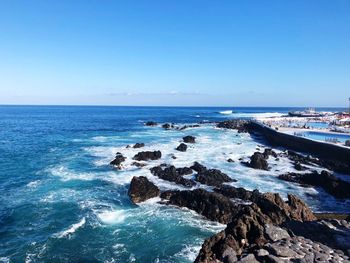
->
112, 119, 350, 262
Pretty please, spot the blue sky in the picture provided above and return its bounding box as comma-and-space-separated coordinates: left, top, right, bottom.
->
0, 0, 349, 106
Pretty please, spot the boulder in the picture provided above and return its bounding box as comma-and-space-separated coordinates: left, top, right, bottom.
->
150, 165, 196, 187
162, 123, 174, 129
176, 143, 187, 152
183, 135, 196, 143
176, 167, 193, 176
145, 121, 158, 126
249, 152, 269, 170
128, 176, 160, 204
195, 169, 236, 187
110, 152, 126, 169
263, 148, 278, 158
132, 162, 146, 168
133, 151, 162, 161
227, 158, 235, 163
133, 143, 145, 148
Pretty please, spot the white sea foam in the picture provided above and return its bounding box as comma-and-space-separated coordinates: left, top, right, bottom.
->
0, 257, 10, 263
97, 210, 127, 225
56, 217, 86, 238
219, 110, 233, 115
175, 244, 202, 262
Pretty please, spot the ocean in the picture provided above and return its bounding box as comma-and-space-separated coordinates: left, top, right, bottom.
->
0, 105, 348, 263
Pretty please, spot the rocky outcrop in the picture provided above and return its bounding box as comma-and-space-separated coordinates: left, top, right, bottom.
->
262, 148, 277, 158
176, 167, 193, 176
214, 185, 254, 201
176, 143, 187, 152
190, 162, 207, 173
133, 142, 145, 148
183, 135, 196, 143
247, 152, 269, 170
131, 162, 146, 168
110, 152, 126, 169
216, 120, 249, 133
160, 189, 239, 224
177, 124, 200, 130
195, 169, 236, 187
150, 165, 196, 187
162, 123, 174, 129
128, 176, 160, 204
278, 170, 350, 199
194, 192, 316, 262
145, 121, 158, 126
133, 151, 161, 161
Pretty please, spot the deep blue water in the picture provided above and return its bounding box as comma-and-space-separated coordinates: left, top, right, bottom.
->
0, 105, 348, 263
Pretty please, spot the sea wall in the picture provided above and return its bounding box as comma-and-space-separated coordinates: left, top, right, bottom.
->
249, 121, 350, 163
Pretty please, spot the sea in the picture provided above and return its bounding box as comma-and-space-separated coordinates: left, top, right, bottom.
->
0, 105, 349, 263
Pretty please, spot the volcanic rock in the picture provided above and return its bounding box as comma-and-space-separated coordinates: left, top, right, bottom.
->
176, 143, 187, 152
128, 176, 160, 204
195, 169, 236, 187
248, 152, 269, 170
278, 170, 350, 199
133, 151, 161, 161
145, 121, 158, 126
160, 188, 239, 224
183, 135, 196, 143
150, 165, 196, 187
133, 143, 145, 148
216, 120, 249, 133
110, 152, 126, 169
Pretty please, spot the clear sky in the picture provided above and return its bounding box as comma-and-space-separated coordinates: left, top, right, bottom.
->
0, 0, 349, 107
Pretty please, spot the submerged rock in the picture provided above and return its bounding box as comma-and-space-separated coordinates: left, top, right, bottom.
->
128, 176, 160, 204
133, 151, 162, 161
150, 165, 196, 187
110, 152, 126, 169
176, 143, 187, 152
133, 142, 145, 148
183, 135, 196, 143
145, 121, 158, 126
195, 168, 236, 187
278, 170, 350, 199
162, 123, 174, 129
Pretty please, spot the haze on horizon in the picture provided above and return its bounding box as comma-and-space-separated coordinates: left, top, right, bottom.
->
0, 0, 349, 107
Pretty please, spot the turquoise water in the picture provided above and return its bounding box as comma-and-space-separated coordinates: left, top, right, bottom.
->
301, 131, 350, 143
0, 106, 348, 263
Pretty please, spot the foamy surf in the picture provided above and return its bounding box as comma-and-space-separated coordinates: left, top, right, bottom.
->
219, 110, 233, 115
97, 210, 127, 225
56, 217, 86, 238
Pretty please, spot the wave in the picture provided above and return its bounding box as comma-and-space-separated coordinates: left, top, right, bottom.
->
219, 110, 233, 115
233, 112, 284, 118
56, 217, 86, 238
97, 210, 127, 225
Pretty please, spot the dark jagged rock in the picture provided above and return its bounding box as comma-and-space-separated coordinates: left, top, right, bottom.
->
160, 188, 239, 224
133, 151, 161, 161
195, 169, 235, 187
131, 162, 146, 168
150, 165, 196, 187
110, 152, 126, 169
175, 167, 193, 176
176, 143, 187, 152
278, 170, 350, 199
133, 142, 145, 148
178, 124, 200, 130
286, 150, 350, 175
128, 176, 160, 204
294, 162, 307, 171
263, 148, 277, 158
162, 123, 174, 129
248, 152, 269, 170
190, 161, 207, 173
145, 121, 158, 126
195, 193, 316, 262
214, 185, 254, 201
183, 135, 196, 143
216, 120, 249, 133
